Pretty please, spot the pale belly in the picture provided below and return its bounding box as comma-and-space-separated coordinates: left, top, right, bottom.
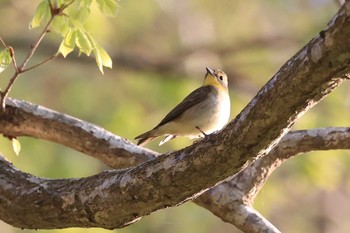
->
159, 92, 230, 138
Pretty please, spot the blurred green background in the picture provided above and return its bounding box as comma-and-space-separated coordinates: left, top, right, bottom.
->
1, 0, 350, 232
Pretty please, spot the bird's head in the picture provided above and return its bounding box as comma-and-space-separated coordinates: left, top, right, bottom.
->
204, 67, 228, 90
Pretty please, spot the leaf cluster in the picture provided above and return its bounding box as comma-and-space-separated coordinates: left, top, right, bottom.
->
0, 0, 118, 155
30, 0, 117, 74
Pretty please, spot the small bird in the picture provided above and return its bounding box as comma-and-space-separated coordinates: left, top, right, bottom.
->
135, 67, 230, 146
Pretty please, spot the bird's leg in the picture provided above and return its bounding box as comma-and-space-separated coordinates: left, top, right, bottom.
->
196, 126, 208, 137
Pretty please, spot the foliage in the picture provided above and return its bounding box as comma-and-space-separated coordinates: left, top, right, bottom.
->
0, 1, 349, 233
0, 48, 12, 74
29, 0, 116, 73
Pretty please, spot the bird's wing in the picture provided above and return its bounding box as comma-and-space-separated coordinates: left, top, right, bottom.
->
157, 85, 213, 127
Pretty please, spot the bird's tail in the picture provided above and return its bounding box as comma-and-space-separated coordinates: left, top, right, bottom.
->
134, 129, 158, 146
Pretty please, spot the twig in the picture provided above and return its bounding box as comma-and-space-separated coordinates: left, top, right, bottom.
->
0, 38, 17, 73
0, 74, 18, 110
0, 38, 18, 82
0, 0, 77, 112
21, 53, 59, 72
8, 47, 18, 72
18, 17, 54, 72
0, 15, 55, 112
0, 37, 6, 48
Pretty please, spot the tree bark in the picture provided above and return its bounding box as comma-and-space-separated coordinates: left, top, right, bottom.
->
194, 127, 350, 233
1, 121, 349, 231
0, 1, 349, 231
0, 98, 158, 168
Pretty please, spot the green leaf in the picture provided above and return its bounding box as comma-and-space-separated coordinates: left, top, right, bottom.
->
96, 0, 119, 17
0, 49, 12, 74
97, 44, 113, 69
51, 16, 70, 36
58, 28, 77, 57
64, 28, 77, 48
86, 33, 112, 74
11, 138, 21, 156
93, 47, 104, 74
81, 0, 93, 8
75, 29, 93, 56
92, 44, 113, 74
74, 0, 93, 23
75, 7, 91, 24
30, 0, 51, 29
58, 41, 73, 58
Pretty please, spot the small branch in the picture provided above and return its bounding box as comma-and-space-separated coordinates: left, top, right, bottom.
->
0, 73, 19, 111
0, 15, 55, 112
0, 39, 19, 73
0, 37, 6, 48
8, 47, 19, 72
21, 53, 59, 72
18, 17, 54, 72
0, 0, 77, 111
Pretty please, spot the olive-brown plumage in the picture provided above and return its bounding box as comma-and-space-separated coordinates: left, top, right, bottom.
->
135, 67, 230, 146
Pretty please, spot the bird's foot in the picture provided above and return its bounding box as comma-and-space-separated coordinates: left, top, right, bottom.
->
195, 126, 208, 137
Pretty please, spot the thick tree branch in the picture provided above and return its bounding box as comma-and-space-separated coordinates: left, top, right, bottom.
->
1, 108, 349, 232
3, 98, 350, 232
0, 2, 349, 231
194, 127, 350, 233
0, 98, 158, 168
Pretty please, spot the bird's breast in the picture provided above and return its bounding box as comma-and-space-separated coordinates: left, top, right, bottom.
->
179, 89, 230, 136
203, 90, 230, 132
157, 87, 230, 138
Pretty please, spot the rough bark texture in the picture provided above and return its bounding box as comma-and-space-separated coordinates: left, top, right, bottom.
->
0, 2, 349, 231
194, 127, 350, 233
0, 99, 158, 168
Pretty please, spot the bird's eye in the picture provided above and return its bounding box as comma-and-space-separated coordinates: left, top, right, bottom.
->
219, 76, 224, 81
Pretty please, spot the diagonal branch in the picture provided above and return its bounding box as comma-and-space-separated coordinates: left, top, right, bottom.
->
3, 98, 350, 232
194, 127, 350, 233
0, 1, 349, 231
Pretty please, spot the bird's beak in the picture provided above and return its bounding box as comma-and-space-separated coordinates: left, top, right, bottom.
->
206, 67, 215, 76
